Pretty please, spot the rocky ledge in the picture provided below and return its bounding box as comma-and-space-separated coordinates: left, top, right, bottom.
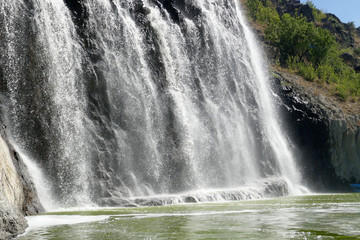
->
272, 69, 360, 192
0, 127, 44, 239
95, 178, 290, 207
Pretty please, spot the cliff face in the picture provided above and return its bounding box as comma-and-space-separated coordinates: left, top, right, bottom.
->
272, 69, 360, 191
0, 128, 44, 239
329, 118, 360, 184
242, 0, 360, 191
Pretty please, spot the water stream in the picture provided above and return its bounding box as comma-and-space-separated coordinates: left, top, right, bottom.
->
0, 0, 305, 209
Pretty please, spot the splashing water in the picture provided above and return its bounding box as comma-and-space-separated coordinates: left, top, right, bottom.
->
0, 0, 306, 208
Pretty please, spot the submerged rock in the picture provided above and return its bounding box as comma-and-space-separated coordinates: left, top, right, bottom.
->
96, 197, 137, 207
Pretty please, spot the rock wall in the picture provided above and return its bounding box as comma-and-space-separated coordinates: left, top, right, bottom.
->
272, 70, 360, 192
329, 118, 360, 183
0, 127, 43, 239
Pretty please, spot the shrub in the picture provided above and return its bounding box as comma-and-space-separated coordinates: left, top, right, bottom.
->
266, 14, 312, 64
257, 4, 280, 26
316, 64, 334, 83
297, 62, 317, 82
346, 21, 356, 32
308, 28, 336, 66
306, 1, 326, 22
336, 85, 350, 101
354, 47, 360, 56
264, 13, 336, 66
333, 21, 344, 32
246, 0, 264, 21
245, 0, 360, 100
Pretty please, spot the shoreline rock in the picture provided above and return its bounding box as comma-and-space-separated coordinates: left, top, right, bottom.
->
0, 126, 44, 239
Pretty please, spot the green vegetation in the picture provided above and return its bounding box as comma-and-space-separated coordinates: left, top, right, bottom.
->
346, 21, 356, 32
246, 0, 360, 101
306, 0, 326, 22
354, 47, 360, 56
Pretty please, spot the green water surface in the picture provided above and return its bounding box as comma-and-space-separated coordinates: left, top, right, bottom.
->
18, 194, 360, 239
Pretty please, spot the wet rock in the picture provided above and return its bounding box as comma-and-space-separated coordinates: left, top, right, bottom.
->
63, 0, 89, 43
155, 0, 181, 24
96, 197, 137, 207
108, 179, 290, 207
262, 179, 289, 197
0, 127, 44, 238
272, 70, 359, 192
0, 203, 28, 240
184, 196, 197, 203
134, 198, 165, 206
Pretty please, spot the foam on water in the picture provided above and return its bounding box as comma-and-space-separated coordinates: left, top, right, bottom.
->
20, 215, 110, 237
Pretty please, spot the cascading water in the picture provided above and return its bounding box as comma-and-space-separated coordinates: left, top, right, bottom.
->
0, 0, 305, 209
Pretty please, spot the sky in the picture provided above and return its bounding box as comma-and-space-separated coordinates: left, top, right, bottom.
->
299, 0, 360, 27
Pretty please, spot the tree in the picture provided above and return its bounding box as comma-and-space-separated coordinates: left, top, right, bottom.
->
308, 27, 336, 66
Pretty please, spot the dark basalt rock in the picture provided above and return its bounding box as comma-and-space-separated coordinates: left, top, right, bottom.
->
155, 0, 181, 24
272, 70, 359, 192
340, 52, 358, 67
274, 0, 314, 22
355, 65, 360, 73
63, 0, 89, 47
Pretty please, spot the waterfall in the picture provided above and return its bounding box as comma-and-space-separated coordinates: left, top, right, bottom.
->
0, 0, 304, 208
